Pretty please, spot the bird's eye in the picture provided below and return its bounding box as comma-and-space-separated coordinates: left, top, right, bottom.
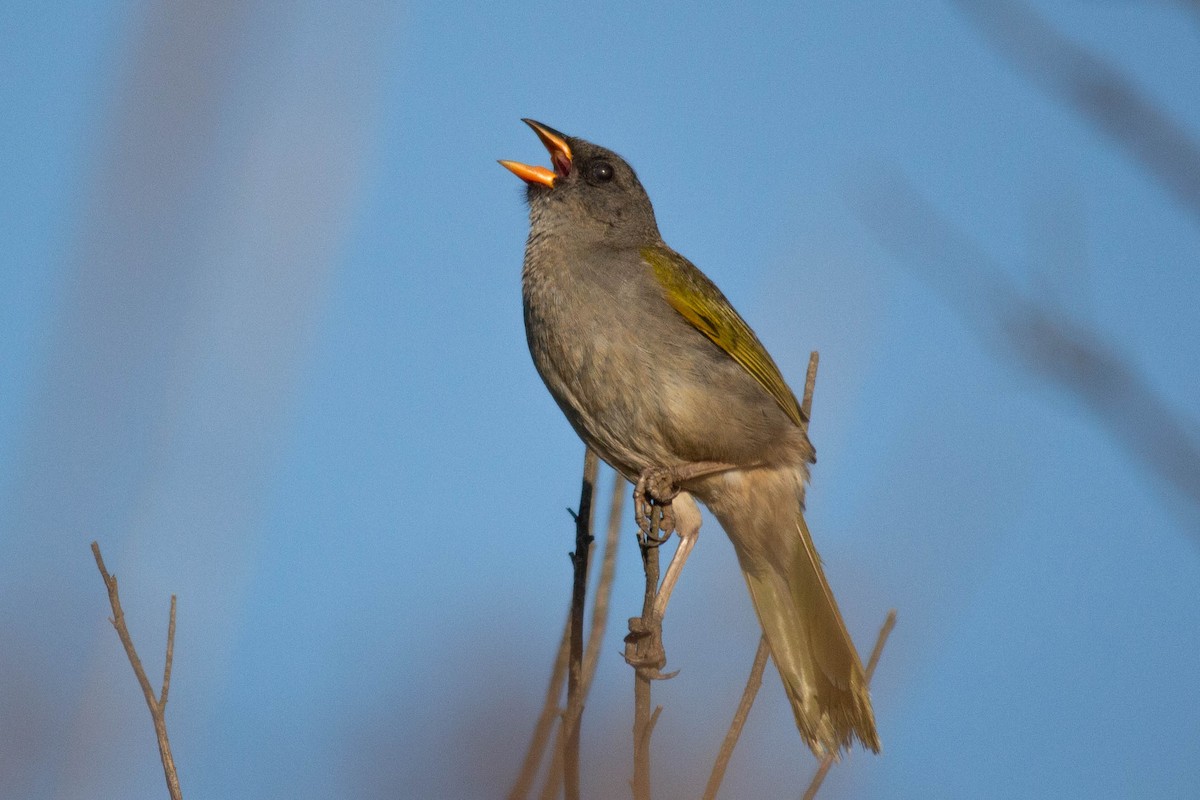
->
590, 161, 614, 183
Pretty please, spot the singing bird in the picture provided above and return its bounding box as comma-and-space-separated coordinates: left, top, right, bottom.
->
500, 120, 879, 757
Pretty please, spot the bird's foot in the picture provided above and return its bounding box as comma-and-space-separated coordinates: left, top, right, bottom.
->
623, 614, 679, 680
634, 466, 681, 541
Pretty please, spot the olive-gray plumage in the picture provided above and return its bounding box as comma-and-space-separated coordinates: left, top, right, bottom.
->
508, 122, 879, 756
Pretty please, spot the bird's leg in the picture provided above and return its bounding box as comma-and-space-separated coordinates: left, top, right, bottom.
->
625, 462, 735, 680
622, 493, 703, 678
653, 492, 701, 619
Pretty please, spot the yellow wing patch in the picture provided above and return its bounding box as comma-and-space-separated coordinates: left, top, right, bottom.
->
642, 246, 804, 427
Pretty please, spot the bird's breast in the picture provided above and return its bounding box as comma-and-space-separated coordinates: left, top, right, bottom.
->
521, 245, 808, 479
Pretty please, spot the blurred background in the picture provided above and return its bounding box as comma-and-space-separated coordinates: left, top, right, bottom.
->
2, 1, 1198, 797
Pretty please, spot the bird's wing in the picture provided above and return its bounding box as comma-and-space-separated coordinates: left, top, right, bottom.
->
642, 244, 805, 427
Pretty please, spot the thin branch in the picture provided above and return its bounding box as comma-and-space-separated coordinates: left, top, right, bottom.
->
863, 611, 898, 681
537, 743, 566, 800
582, 471, 625, 693
564, 448, 600, 800
801, 610, 897, 800
91, 541, 183, 800
517, 464, 625, 800
509, 611, 572, 799
161, 595, 176, 707
801, 351, 819, 426
701, 636, 770, 800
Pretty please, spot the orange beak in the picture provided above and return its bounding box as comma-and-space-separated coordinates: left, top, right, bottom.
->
499, 119, 573, 188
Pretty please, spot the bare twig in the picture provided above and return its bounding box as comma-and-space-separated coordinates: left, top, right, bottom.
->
583, 470, 625, 693
564, 448, 600, 800
701, 636, 770, 800
801, 350, 819, 424
801, 610, 897, 800
91, 541, 183, 800
863, 611, 898, 680
537, 743, 566, 800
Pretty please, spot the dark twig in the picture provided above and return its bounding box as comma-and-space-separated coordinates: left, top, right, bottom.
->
518, 465, 625, 800
91, 541, 182, 800
540, 470, 628, 800
801, 610, 897, 800
564, 448, 599, 800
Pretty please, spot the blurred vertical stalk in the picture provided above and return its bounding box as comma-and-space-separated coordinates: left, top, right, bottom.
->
0, 2, 398, 793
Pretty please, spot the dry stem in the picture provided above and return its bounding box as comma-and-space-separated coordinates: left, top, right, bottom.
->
91, 541, 182, 800
509, 614, 571, 799
700, 636, 770, 800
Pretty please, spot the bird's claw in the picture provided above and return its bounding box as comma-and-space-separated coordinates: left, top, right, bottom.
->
634, 466, 680, 540
623, 615, 678, 680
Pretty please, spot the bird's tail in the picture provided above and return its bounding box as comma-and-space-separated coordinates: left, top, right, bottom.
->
702, 466, 879, 758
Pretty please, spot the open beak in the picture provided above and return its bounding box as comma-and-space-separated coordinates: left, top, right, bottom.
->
499, 119, 573, 188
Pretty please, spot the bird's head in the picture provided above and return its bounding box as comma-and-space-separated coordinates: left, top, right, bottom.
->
500, 119, 659, 245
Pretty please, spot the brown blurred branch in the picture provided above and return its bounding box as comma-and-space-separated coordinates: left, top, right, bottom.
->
509, 614, 571, 799
584, 471, 625, 694
954, 0, 1200, 222
701, 636, 770, 800
91, 541, 182, 800
854, 167, 1200, 525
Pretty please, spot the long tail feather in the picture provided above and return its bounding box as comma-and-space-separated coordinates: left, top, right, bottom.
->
702, 466, 879, 757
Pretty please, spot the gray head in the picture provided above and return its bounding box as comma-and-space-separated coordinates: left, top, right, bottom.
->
500, 119, 660, 246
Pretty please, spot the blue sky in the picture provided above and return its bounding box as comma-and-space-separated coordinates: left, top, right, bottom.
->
2, 1, 1198, 798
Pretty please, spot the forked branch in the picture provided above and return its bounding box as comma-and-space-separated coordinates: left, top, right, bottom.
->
91, 541, 182, 800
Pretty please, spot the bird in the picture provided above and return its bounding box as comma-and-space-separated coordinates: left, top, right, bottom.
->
500, 119, 879, 757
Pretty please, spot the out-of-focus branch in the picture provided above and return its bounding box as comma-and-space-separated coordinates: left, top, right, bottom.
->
509, 612, 571, 800
954, 0, 1200, 222
583, 472, 625, 694
701, 636, 770, 800
91, 541, 182, 800
853, 167, 1200, 526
